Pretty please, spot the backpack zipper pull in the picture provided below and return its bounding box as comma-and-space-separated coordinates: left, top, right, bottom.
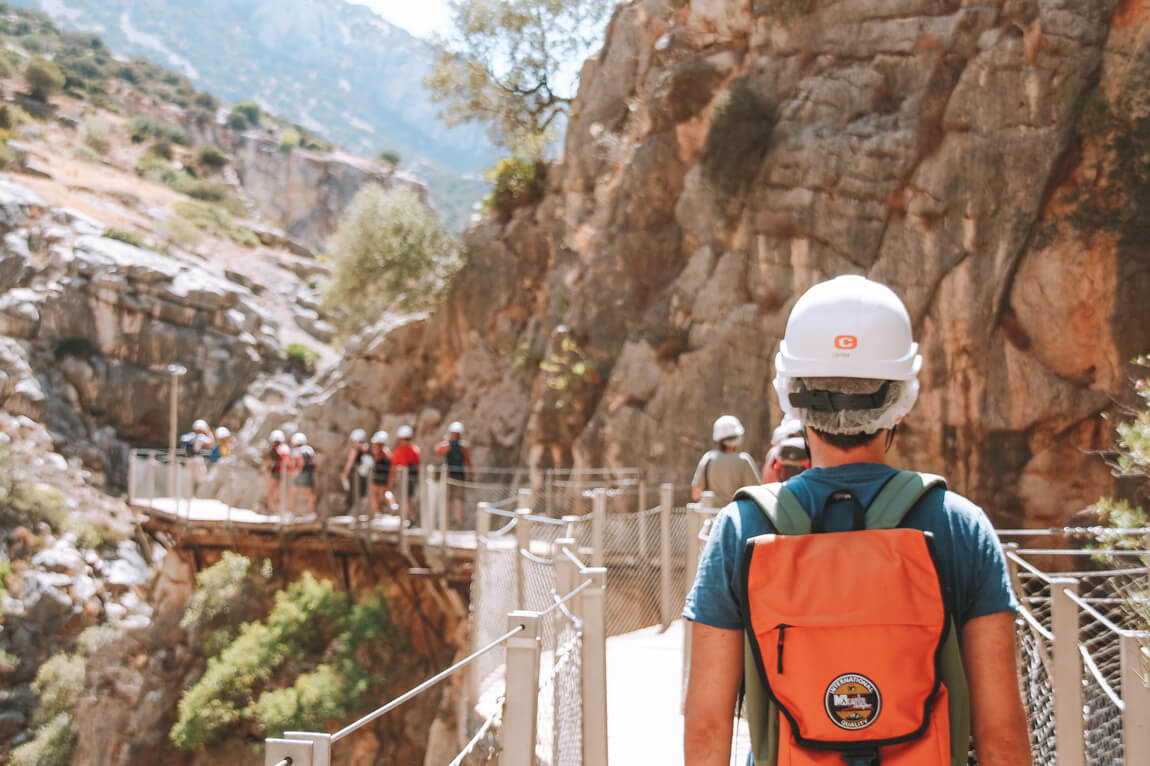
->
777, 625, 787, 673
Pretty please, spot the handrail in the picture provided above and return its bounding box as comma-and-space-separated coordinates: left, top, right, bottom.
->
1012, 548, 1150, 556
447, 705, 501, 766
331, 622, 526, 743
538, 577, 594, 619
1018, 603, 1055, 642
1063, 589, 1129, 638
1080, 643, 1125, 711
997, 527, 1150, 536
1006, 550, 1053, 583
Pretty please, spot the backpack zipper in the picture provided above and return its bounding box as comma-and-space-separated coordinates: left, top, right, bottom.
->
777, 624, 789, 673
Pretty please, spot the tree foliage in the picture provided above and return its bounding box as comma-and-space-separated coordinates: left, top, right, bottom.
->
320, 185, 461, 332
24, 56, 64, 101
425, 0, 612, 154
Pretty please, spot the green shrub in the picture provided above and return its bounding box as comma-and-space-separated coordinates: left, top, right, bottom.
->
284, 343, 319, 376
76, 624, 122, 657
151, 139, 173, 160
24, 56, 64, 101
0, 104, 33, 131
129, 116, 188, 145
0, 140, 16, 170
70, 517, 128, 549
702, 77, 776, 198
376, 149, 401, 167
278, 128, 301, 152
0, 649, 18, 675
320, 185, 461, 331
101, 228, 145, 248
174, 201, 258, 247
80, 117, 111, 155
196, 144, 228, 169
230, 101, 261, 128
30, 653, 85, 726
9, 712, 75, 766
485, 156, 547, 220
164, 215, 202, 249
180, 553, 272, 648
72, 146, 100, 163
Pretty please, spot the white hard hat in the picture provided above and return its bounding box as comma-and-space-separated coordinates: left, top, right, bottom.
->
371, 430, 388, 444
215, 426, 231, 439
193, 419, 209, 432
270, 429, 285, 443
774, 275, 921, 382
397, 424, 413, 439
448, 421, 464, 434
291, 432, 307, 446
773, 275, 921, 428
350, 428, 367, 442
712, 415, 744, 443
771, 418, 803, 444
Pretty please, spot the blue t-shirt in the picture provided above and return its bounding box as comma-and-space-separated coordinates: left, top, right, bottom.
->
683, 463, 1017, 632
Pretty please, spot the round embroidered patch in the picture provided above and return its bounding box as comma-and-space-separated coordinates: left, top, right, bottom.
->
824, 674, 882, 730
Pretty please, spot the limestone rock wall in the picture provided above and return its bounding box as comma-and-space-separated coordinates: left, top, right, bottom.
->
305, 0, 1150, 527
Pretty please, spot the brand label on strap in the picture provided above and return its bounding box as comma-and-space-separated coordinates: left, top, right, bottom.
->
824, 674, 881, 730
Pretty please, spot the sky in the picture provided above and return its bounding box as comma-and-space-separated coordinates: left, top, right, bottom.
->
352, 0, 454, 39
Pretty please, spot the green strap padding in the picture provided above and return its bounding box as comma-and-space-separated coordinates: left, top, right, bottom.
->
738, 470, 969, 766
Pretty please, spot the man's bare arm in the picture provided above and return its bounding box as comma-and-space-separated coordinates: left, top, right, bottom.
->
961, 611, 1032, 766
684, 621, 743, 766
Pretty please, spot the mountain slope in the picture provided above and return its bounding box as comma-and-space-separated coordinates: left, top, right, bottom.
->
11, 0, 494, 174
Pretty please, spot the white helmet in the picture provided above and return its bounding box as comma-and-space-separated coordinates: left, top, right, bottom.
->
712, 415, 744, 443
350, 428, 367, 442
214, 426, 231, 439
448, 421, 464, 434
270, 429, 285, 443
771, 418, 803, 444
193, 419, 209, 432
397, 424, 413, 439
773, 275, 921, 429
371, 430, 388, 444
291, 432, 307, 446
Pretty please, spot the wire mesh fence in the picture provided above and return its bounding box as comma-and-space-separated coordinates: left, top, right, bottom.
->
1082, 643, 1125, 765
536, 615, 583, 766
471, 529, 519, 709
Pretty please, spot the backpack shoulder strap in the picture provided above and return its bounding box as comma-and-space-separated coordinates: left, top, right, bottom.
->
865, 470, 947, 529
733, 483, 812, 535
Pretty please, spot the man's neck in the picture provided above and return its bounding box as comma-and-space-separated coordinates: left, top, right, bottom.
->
806, 428, 890, 468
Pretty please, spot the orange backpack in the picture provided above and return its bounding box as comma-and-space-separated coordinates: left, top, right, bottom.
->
736, 473, 963, 766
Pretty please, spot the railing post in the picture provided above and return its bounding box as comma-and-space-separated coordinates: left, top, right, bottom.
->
638, 478, 650, 564
439, 464, 449, 556
659, 483, 673, 630
397, 465, 410, 557
515, 508, 533, 611
1121, 632, 1150, 764
420, 463, 433, 535
1051, 577, 1085, 766
264, 736, 313, 766
579, 567, 608, 766
127, 449, 137, 505
502, 611, 541, 766
518, 486, 534, 514
284, 732, 331, 766
145, 452, 155, 508
469, 503, 492, 709
592, 487, 606, 567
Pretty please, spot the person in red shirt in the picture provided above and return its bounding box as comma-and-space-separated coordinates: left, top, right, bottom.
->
390, 424, 420, 525
264, 429, 290, 514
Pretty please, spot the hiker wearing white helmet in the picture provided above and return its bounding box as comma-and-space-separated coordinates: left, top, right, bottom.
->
287, 432, 318, 520
340, 428, 372, 511
761, 416, 809, 482
435, 421, 473, 526
368, 430, 398, 517
180, 418, 216, 496
390, 424, 420, 525
684, 275, 1029, 766
264, 429, 290, 514
690, 415, 760, 504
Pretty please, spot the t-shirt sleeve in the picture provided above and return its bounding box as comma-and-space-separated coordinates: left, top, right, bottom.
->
740, 454, 760, 485
691, 454, 709, 489
949, 497, 1019, 624
682, 506, 744, 631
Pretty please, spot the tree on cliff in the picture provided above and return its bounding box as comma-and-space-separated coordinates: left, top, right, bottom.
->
320, 185, 461, 332
425, 0, 613, 154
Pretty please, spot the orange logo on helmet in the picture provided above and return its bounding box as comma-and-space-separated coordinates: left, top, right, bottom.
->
834, 335, 858, 350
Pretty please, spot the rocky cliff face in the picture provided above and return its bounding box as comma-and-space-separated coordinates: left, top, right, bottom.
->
305, 0, 1150, 527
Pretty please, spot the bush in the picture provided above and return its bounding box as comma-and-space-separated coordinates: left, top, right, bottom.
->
180, 553, 272, 650
196, 144, 228, 169
278, 128, 301, 152
230, 101, 260, 128
150, 139, 173, 160
30, 653, 85, 726
376, 149, 401, 167
9, 712, 75, 766
320, 185, 461, 332
24, 56, 64, 101
80, 117, 111, 155
485, 157, 547, 220
102, 228, 145, 248
284, 343, 319, 376
129, 116, 188, 145
174, 201, 258, 247
701, 77, 776, 198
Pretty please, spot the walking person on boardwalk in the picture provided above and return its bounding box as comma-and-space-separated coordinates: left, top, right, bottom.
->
340, 428, 371, 511
683, 275, 1030, 766
369, 430, 398, 518
761, 417, 810, 483
287, 432, 318, 520
434, 421, 472, 527
390, 424, 420, 525
264, 429, 289, 514
691, 415, 761, 505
